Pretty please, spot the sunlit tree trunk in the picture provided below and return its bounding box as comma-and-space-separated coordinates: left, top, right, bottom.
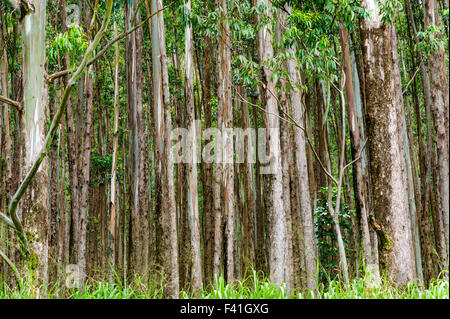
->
360, 0, 416, 286
19, 0, 49, 287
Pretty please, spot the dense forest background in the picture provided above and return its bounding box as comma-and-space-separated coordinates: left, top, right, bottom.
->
0, 0, 448, 298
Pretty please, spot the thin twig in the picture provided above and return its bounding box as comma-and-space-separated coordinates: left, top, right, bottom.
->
402, 58, 423, 95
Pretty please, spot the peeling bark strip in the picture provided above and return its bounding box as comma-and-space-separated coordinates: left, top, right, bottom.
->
360, 0, 416, 286
20, 0, 49, 285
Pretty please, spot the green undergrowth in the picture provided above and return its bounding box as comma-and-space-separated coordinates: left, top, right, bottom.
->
0, 270, 448, 299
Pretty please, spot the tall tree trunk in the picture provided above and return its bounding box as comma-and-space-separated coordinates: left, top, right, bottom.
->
151, 0, 164, 282
424, 0, 449, 271
339, 23, 377, 278
202, 36, 214, 287
125, 0, 149, 281
405, 0, 441, 282
256, 0, 287, 286
108, 20, 120, 281
154, 0, 179, 297
185, 0, 202, 295
20, 0, 49, 288
360, 0, 416, 286
283, 5, 317, 290
217, 0, 235, 284
239, 88, 256, 273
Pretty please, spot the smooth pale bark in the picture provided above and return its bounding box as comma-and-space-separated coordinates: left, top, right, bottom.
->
360, 0, 416, 286
20, 0, 49, 285
424, 0, 449, 271
256, 0, 287, 287
185, 0, 202, 294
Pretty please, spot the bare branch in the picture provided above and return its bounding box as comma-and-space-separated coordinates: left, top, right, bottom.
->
343, 138, 368, 172
402, 58, 423, 96
235, 90, 339, 185
0, 94, 22, 111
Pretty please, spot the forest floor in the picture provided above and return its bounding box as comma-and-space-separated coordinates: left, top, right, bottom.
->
0, 271, 448, 299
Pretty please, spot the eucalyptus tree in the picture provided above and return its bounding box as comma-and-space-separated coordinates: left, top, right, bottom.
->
360, 0, 416, 286
18, 0, 49, 284
255, 0, 288, 286
423, 0, 449, 271
282, 4, 317, 291
125, 0, 150, 281
217, 0, 235, 284
184, 0, 203, 294
0, 0, 115, 287
152, 0, 179, 298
